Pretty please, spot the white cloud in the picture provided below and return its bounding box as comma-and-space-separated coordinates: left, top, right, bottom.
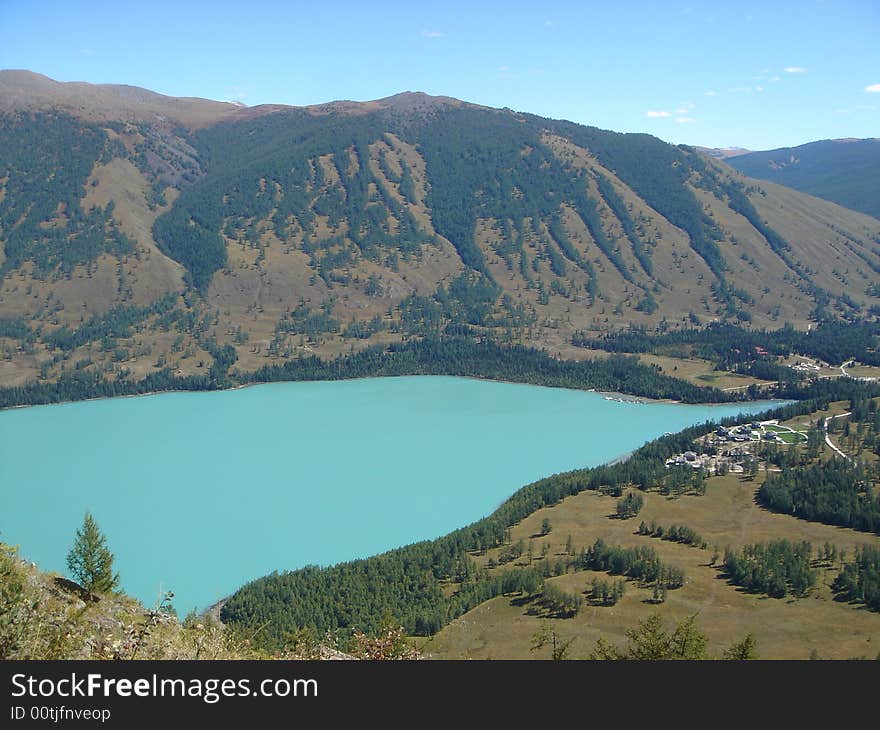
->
675, 117, 696, 124
703, 90, 717, 96
421, 30, 444, 38
756, 85, 764, 92
79, 48, 94, 56
676, 101, 695, 114
544, 19, 554, 27
784, 66, 807, 73
769, 75, 781, 82
865, 84, 880, 93
646, 110, 671, 118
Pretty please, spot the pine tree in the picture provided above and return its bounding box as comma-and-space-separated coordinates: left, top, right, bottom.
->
66, 512, 119, 593
722, 633, 759, 660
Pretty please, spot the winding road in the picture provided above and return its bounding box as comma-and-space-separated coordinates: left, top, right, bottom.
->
823, 412, 852, 461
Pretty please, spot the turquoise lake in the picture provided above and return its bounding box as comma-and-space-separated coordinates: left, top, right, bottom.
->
0, 376, 783, 613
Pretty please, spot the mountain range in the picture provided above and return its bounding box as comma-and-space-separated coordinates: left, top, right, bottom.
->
724, 138, 880, 220
1, 70, 878, 389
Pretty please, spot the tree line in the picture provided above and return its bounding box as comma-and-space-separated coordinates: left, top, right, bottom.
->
0, 335, 740, 410
243, 337, 740, 403
575, 320, 880, 369
637, 521, 707, 549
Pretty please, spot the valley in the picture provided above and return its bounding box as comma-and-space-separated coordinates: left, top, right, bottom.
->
2, 70, 879, 662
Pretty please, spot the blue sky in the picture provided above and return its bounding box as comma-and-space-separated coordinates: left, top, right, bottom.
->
1, 0, 877, 149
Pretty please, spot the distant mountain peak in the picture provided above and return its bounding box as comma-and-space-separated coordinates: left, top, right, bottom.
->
726, 137, 880, 219
694, 145, 752, 159
377, 90, 464, 107
0, 69, 243, 127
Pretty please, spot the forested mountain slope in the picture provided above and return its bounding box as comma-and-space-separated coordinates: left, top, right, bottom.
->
726, 138, 880, 220
1, 72, 879, 389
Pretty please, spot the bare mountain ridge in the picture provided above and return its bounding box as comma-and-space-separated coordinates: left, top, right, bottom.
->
0, 69, 241, 128
0, 70, 475, 128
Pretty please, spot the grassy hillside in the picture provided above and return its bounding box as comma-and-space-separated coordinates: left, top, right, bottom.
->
427, 395, 880, 659
424, 467, 880, 659
726, 138, 880, 219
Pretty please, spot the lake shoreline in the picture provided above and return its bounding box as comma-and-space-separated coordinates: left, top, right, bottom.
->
1, 376, 783, 612
0, 371, 769, 413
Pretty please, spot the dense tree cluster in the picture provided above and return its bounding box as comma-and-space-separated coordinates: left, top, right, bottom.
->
722, 540, 816, 598
0, 335, 748, 410
595, 172, 652, 276
276, 301, 341, 336
0, 318, 31, 340
539, 583, 582, 617
0, 368, 214, 409
588, 577, 626, 606
758, 460, 880, 535
833, 545, 880, 611
5, 332, 876, 420
615, 491, 644, 519
579, 539, 684, 589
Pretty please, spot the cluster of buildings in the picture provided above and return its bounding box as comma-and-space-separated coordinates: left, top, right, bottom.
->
790, 360, 822, 374
664, 420, 791, 476
664, 448, 746, 475
713, 423, 783, 443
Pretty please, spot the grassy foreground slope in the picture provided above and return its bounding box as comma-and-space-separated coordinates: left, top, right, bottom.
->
0, 541, 421, 660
